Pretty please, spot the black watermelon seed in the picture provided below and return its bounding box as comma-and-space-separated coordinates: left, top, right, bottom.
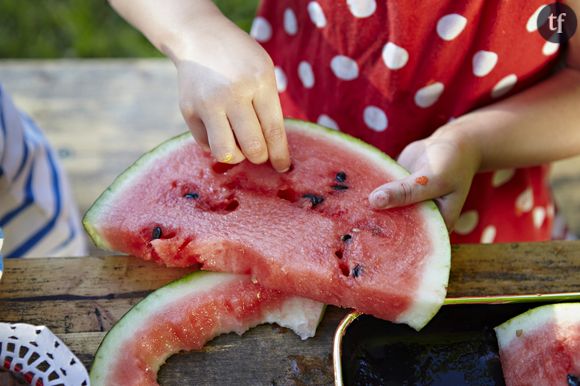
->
352, 264, 362, 278
152, 226, 162, 240
335, 171, 347, 183
302, 194, 325, 207
331, 184, 348, 191
568, 374, 580, 386
184, 192, 199, 199
341, 234, 352, 242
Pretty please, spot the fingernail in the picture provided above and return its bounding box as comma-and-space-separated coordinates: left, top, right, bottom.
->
370, 190, 390, 208
220, 152, 233, 163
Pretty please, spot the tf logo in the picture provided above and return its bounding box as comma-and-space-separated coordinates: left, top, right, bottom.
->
537, 3, 578, 43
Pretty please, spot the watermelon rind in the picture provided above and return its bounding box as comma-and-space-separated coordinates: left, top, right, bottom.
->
494, 302, 580, 347
83, 119, 450, 330
83, 134, 189, 250
284, 120, 450, 329
90, 271, 325, 385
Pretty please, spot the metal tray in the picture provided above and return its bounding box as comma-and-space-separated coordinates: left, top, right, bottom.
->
333, 293, 580, 386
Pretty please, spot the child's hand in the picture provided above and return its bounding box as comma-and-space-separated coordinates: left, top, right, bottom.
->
174, 16, 290, 172
368, 130, 481, 230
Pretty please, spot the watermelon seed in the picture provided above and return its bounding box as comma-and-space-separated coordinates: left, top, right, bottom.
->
335, 250, 343, 259
152, 226, 162, 240
331, 184, 348, 191
352, 264, 362, 278
183, 192, 199, 199
341, 234, 352, 242
335, 171, 347, 182
302, 194, 324, 207
568, 374, 579, 386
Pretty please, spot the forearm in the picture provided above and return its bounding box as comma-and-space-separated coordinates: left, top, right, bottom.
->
108, 0, 227, 61
436, 67, 580, 171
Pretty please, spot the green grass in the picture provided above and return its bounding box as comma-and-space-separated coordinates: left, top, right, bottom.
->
0, 0, 259, 58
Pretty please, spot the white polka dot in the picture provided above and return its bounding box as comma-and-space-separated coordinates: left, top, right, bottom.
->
307, 2, 327, 28
414, 82, 445, 108
363, 106, 388, 132
491, 74, 518, 99
284, 8, 298, 35
347, 0, 376, 18
542, 41, 560, 56
516, 187, 534, 214
298, 61, 315, 88
382, 42, 409, 70
480, 225, 497, 243
527, 5, 547, 32
317, 114, 339, 130
436, 14, 467, 41
472, 50, 498, 77
491, 169, 515, 187
533, 207, 546, 228
454, 210, 479, 235
274, 67, 287, 92
250, 17, 272, 42
547, 203, 555, 218
330, 55, 359, 80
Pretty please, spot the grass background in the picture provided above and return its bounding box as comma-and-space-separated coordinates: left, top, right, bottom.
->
0, 0, 259, 58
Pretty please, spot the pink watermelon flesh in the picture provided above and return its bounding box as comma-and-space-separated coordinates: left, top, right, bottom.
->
495, 303, 580, 386
84, 120, 450, 330
90, 272, 324, 386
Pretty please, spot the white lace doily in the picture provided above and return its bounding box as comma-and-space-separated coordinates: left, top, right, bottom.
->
0, 323, 90, 385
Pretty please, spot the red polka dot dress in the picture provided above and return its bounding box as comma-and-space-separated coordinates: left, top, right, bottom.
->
251, 0, 562, 244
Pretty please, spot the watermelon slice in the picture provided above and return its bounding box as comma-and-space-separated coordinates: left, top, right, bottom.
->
495, 303, 580, 386
90, 271, 325, 386
83, 120, 450, 330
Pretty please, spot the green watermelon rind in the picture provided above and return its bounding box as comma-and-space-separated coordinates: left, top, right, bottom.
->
83, 133, 189, 250
494, 302, 580, 348
83, 119, 450, 330
90, 271, 326, 385
284, 119, 450, 329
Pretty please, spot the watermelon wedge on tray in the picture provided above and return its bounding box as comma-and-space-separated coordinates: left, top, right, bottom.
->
83, 120, 450, 330
495, 302, 580, 386
90, 271, 325, 386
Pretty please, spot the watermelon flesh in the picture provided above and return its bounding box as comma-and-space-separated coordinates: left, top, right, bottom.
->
495, 303, 580, 386
90, 271, 325, 386
83, 120, 450, 330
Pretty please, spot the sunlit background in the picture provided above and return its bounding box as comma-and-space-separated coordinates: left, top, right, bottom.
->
0, 0, 258, 58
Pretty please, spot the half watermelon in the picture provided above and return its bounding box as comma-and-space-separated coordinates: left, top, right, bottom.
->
83, 120, 450, 330
495, 302, 580, 386
90, 271, 325, 386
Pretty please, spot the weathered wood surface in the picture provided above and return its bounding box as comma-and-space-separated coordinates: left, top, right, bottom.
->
1, 241, 579, 385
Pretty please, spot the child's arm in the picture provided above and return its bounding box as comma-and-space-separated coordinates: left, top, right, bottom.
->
109, 0, 291, 172
369, 0, 580, 229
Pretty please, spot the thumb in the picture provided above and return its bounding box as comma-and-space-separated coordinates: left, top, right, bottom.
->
369, 174, 446, 209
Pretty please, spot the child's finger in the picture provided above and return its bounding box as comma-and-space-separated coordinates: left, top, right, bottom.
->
201, 111, 245, 164
253, 82, 291, 173
368, 173, 448, 210
183, 114, 210, 151
228, 103, 268, 164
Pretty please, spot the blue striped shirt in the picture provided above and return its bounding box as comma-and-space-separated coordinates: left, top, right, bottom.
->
0, 85, 86, 258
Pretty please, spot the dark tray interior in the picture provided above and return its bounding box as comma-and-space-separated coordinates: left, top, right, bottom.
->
340, 302, 565, 386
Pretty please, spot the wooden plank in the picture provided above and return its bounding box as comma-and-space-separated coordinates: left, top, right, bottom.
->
0, 256, 190, 298
0, 241, 578, 385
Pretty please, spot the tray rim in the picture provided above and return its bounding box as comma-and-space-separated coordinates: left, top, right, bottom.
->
332, 292, 580, 386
